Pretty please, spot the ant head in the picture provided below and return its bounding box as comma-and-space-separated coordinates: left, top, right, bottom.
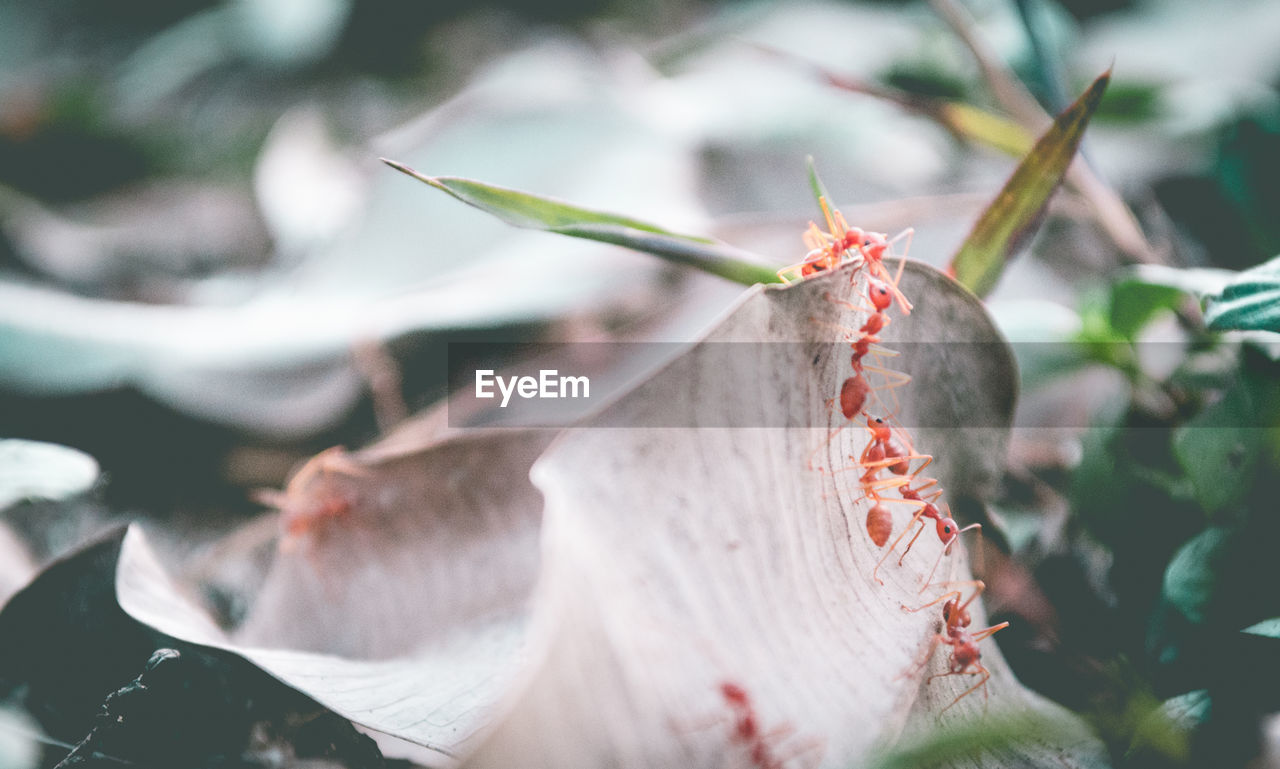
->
861, 232, 889, 260
841, 226, 866, 250
867, 279, 893, 311
866, 416, 893, 443
720, 682, 748, 704
936, 516, 958, 543
942, 598, 971, 629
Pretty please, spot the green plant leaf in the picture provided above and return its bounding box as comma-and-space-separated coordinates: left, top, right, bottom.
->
382, 159, 782, 286
1163, 527, 1232, 624
1124, 264, 1236, 300
948, 69, 1111, 297
1241, 618, 1280, 638
1203, 254, 1280, 332
1108, 280, 1185, 341
940, 101, 1035, 157
866, 710, 1100, 769
1172, 374, 1266, 516
805, 155, 833, 215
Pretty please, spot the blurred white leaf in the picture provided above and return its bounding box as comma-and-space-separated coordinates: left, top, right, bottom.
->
3, 40, 711, 437
0, 707, 40, 769
0, 440, 99, 513
254, 106, 366, 259
231, 0, 351, 65
0, 183, 268, 287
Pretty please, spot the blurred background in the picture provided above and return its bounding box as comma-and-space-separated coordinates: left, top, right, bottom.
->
3, 0, 1280, 766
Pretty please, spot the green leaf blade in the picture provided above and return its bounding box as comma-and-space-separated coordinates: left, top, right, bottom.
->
382, 159, 782, 286
1242, 618, 1280, 639
805, 155, 833, 215
1203, 254, 1280, 332
948, 69, 1111, 297
940, 102, 1036, 157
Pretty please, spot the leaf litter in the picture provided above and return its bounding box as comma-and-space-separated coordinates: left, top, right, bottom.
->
114, 259, 1104, 767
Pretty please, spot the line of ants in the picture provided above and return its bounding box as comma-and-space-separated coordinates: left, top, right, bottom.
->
694, 197, 1008, 769
797, 197, 1006, 713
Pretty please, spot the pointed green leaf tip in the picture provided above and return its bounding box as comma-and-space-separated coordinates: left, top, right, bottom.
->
381, 158, 782, 286
948, 69, 1111, 298
1202, 254, 1280, 332
805, 155, 833, 215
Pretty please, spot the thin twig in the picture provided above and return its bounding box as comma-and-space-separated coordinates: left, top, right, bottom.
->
930, 0, 1162, 264
930, 0, 1047, 129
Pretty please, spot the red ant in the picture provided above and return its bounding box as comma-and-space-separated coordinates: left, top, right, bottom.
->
830, 270, 913, 422
850, 416, 935, 553
716, 682, 823, 769
902, 582, 1008, 714
817, 282, 912, 458
836, 416, 978, 589
870, 482, 980, 590
778, 197, 915, 314
255, 446, 368, 551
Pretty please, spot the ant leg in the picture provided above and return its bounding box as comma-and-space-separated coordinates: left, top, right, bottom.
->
862, 367, 912, 421
921, 522, 988, 593
970, 621, 1009, 642
859, 478, 933, 501
771, 735, 827, 769
881, 228, 916, 311
843, 450, 934, 476
887, 227, 915, 257
805, 426, 847, 473
822, 291, 879, 315
760, 722, 798, 745
897, 632, 947, 683
873, 511, 927, 584
921, 523, 982, 591
862, 363, 912, 388
777, 263, 804, 283
901, 590, 962, 614
808, 316, 867, 342
904, 579, 988, 614
895, 523, 929, 566
818, 197, 839, 237
938, 667, 991, 715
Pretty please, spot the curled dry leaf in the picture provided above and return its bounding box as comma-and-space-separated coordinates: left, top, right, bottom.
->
117, 260, 1103, 768
465, 260, 1095, 769
118, 425, 553, 761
